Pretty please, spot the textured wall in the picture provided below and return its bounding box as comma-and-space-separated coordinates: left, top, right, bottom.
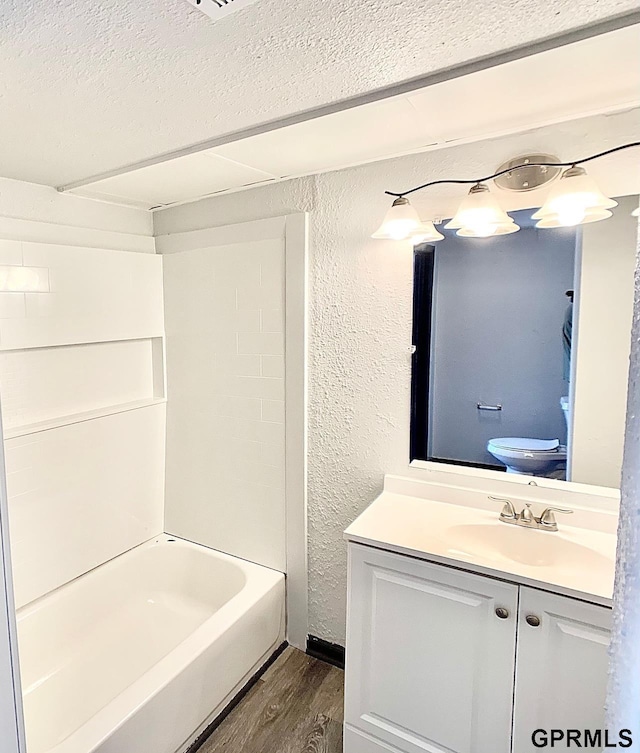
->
606, 212, 640, 737
155, 111, 640, 643
2, 0, 639, 186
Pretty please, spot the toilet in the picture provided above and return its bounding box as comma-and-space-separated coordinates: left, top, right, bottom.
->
487, 437, 567, 476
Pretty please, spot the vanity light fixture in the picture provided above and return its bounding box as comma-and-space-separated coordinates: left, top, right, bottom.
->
371, 197, 422, 240
632, 207, 639, 217
374, 141, 640, 243
532, 166, 617, 228
444, 183, 519, 238
372, 197, 445, 243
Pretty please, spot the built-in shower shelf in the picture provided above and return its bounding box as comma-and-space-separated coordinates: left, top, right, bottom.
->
3, 398, 167, 440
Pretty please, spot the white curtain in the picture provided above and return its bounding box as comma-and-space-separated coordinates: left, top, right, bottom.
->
607, 221, 640, 737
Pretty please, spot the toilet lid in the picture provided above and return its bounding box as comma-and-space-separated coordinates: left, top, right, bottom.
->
489, 437, 560, 452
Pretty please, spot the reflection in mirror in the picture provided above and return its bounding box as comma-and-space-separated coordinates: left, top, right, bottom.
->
410, 196, 639, 489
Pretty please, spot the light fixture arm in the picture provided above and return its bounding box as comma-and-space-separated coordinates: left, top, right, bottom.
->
384, 141, 640, 198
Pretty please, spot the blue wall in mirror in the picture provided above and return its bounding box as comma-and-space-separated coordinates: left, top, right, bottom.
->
413, 209, 577, 470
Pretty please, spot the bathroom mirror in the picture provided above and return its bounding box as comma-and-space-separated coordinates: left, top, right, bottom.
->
410, 195, 639, 489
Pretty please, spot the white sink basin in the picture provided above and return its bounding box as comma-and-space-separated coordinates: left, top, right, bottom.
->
345, 489, 618, 603
444, 522, 612, 570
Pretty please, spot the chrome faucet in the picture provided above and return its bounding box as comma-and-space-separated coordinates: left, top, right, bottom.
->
490, 496, 573, 532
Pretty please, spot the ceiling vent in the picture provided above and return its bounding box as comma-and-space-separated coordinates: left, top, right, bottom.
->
184, 0, 260, 22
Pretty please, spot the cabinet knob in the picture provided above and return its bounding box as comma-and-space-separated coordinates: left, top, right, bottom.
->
526, 614, 541, 627
495, 607, 510, 619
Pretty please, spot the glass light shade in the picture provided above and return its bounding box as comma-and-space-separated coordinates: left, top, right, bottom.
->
411, 221, 444, 244
535, 208, 613, 228
632, 206, 639, 217
445, 183, 519, 238
532, 166, 617, 228
372, 197, 421, 240
456, 222, 519, 237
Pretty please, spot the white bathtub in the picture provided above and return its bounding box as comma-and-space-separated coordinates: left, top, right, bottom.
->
16, 535, 285, 753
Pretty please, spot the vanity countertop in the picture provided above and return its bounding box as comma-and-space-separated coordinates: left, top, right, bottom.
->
345, 487, 617, 606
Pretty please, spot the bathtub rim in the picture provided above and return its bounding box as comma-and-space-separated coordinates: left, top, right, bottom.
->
16, 533, 278, 621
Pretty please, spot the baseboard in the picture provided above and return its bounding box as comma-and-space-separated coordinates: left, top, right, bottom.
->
306, 635, 345, 670
185, 641, 288, 753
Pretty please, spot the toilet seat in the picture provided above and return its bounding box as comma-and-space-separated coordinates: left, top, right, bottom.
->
489, 437, 560, 453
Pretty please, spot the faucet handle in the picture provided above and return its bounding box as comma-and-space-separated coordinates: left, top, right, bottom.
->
539, 506, 573, 530
519, 502, 536, 524
490, 495, 517, 520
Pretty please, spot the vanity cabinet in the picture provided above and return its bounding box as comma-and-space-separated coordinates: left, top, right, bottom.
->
512, 587, 611, 750
344, 544, 612, 753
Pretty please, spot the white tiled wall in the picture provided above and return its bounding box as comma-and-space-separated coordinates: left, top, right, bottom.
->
0, 238, 166, 606
7, 405, 165, 608
0, 339, 161, 432
163, 238, 286, 572
0, 241, 163, 349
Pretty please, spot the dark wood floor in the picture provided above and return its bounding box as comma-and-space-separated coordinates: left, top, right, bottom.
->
197, 647, 344, 753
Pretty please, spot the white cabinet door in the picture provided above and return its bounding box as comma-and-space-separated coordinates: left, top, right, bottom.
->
345, 544, 518, 753
512, 587, 612, 753
344, 725, 408, 753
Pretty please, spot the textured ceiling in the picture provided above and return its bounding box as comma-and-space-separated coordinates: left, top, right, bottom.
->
67, 26, 640, 209
1, 0, 639, 187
